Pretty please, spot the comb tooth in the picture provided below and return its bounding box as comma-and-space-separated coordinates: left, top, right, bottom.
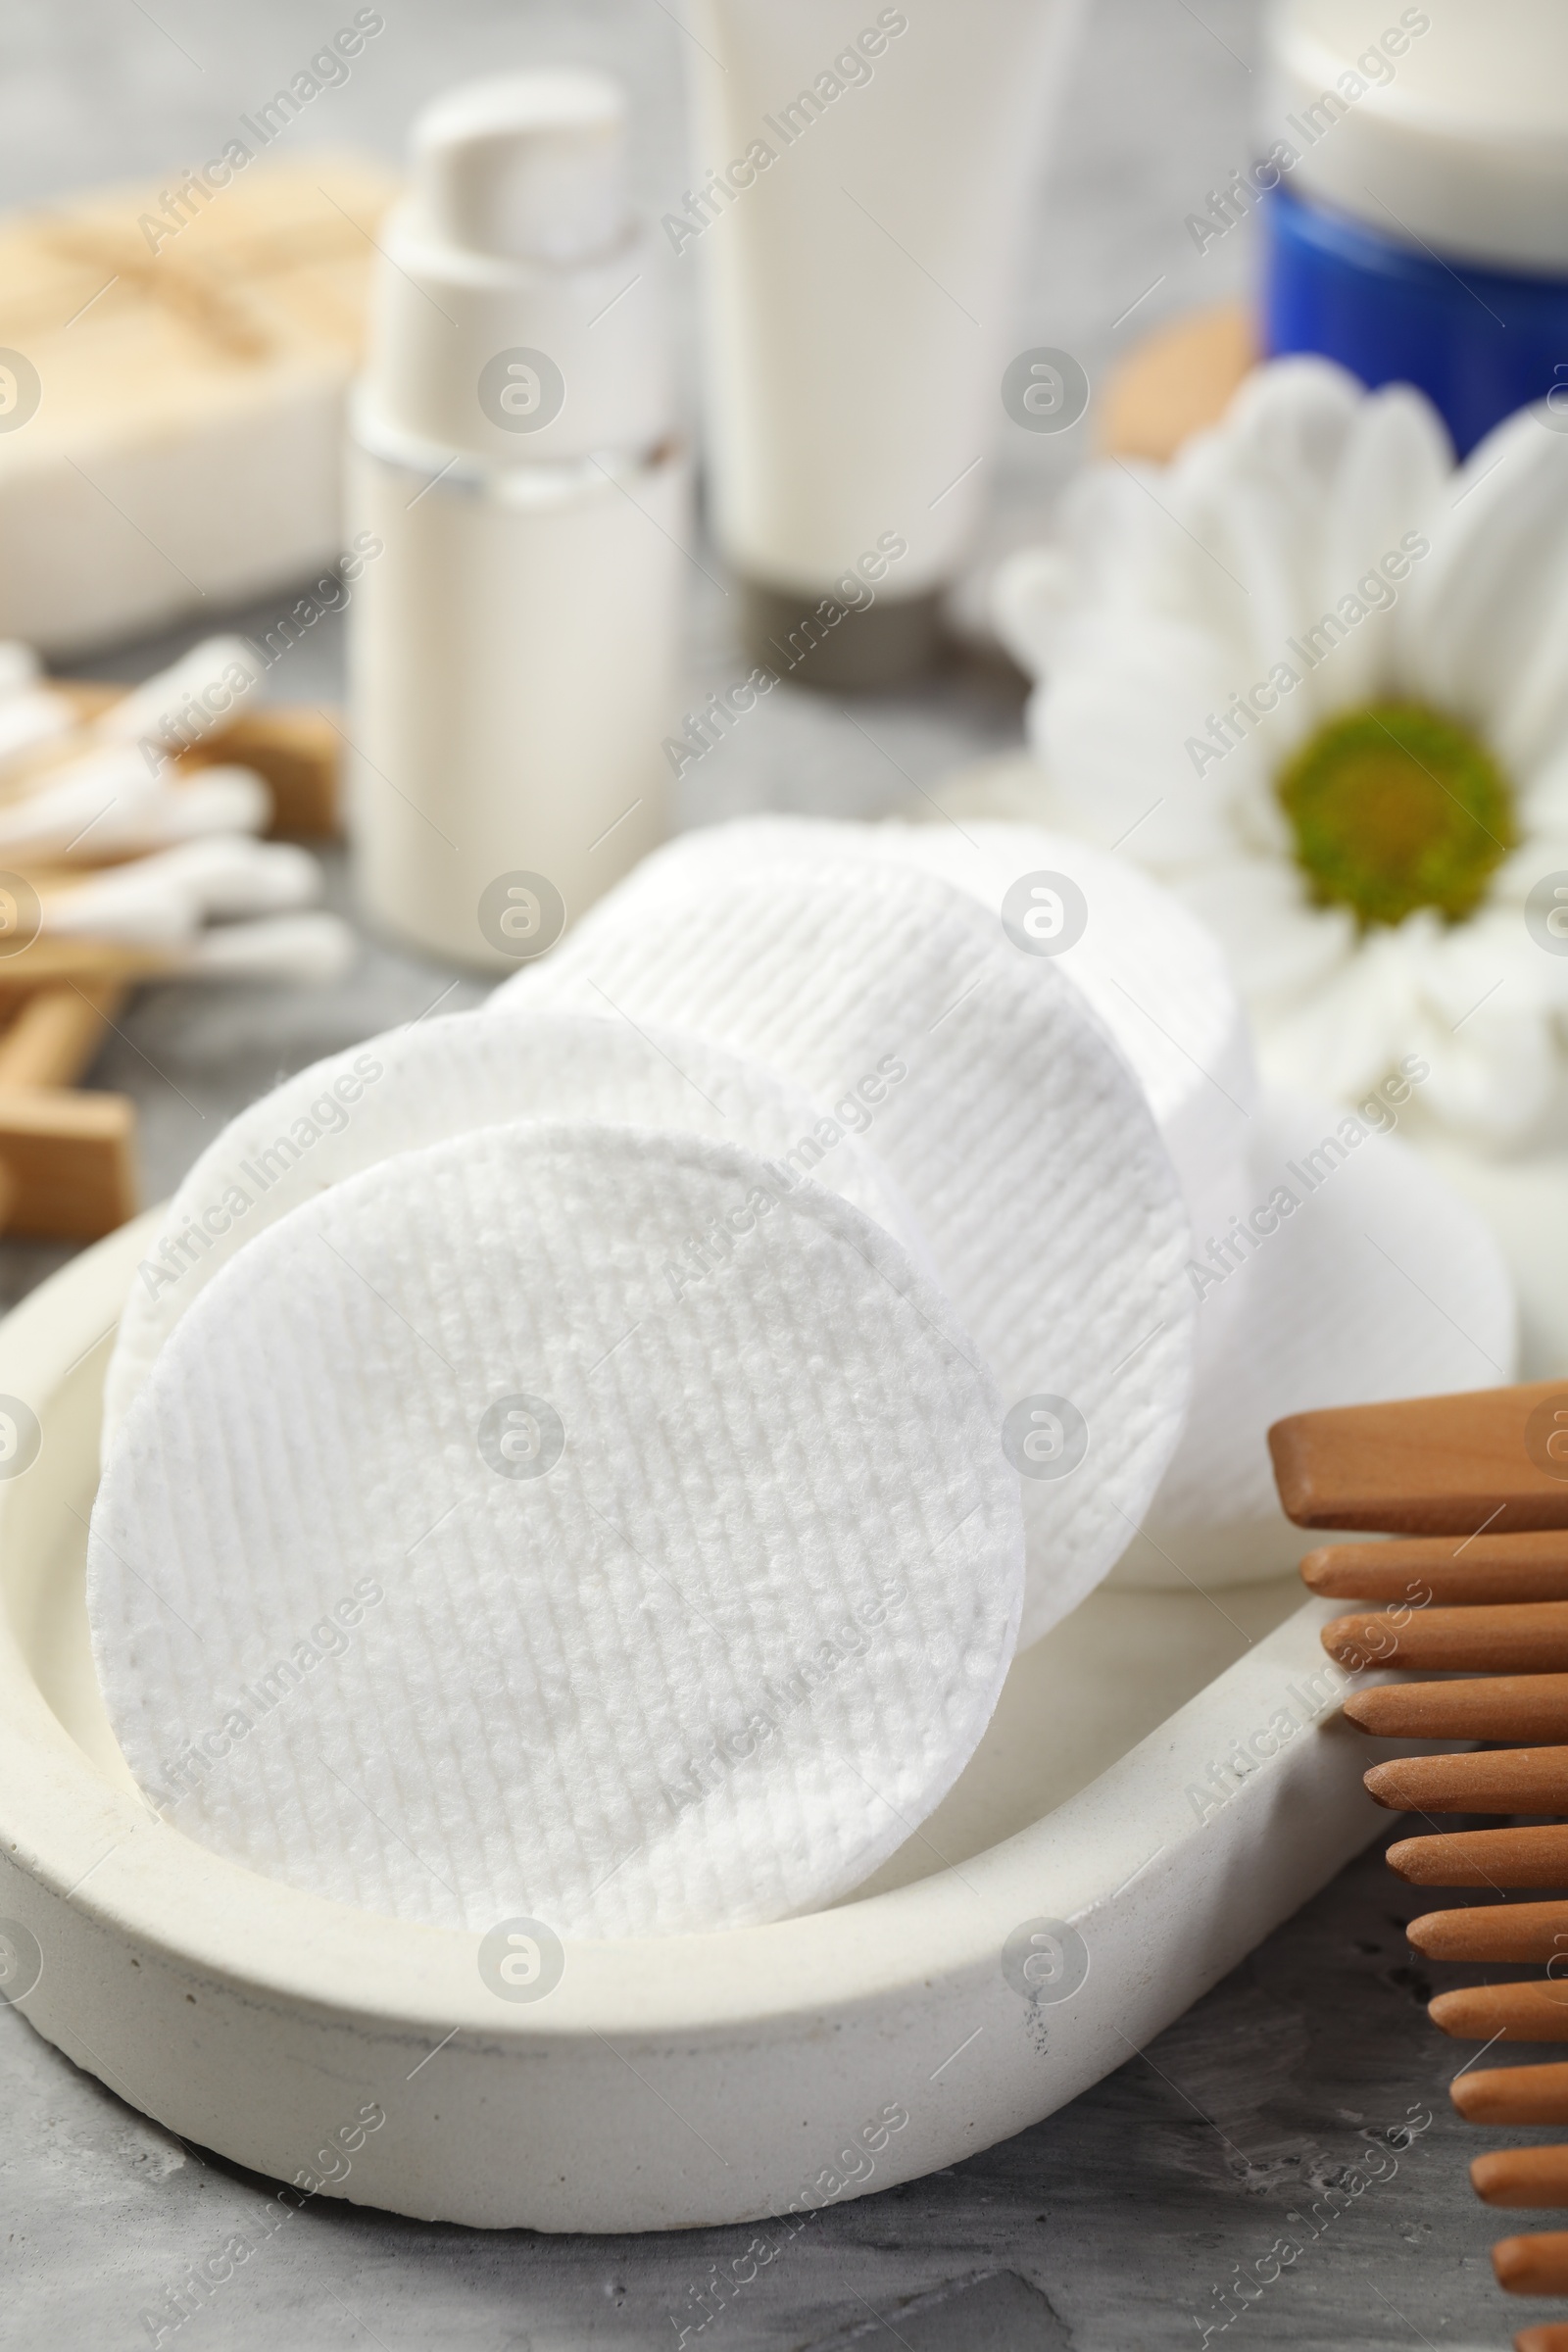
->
1430, 1983, 1568, 2040
1453, 2062, 1568, 2126
1367, 1749, 1568, 1813
1409, 1901, 1568, 1963
1493, 2232, 1568, 2295
1345, 1678, 1568, 1742
1389, 1827, 1568, 1887
1475, 2148, 1568, 2208
1323, 1605, 1568, 1675
1269, 1384, 1568, 1534
1302, 1533, 1568, 1604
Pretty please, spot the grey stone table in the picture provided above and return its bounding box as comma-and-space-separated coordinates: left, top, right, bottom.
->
0, 1, 1532, 2345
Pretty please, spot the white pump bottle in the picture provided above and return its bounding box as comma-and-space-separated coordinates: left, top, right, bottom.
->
347, 72, 684, 969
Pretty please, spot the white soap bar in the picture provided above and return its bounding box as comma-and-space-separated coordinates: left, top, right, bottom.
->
0, 160, 396, 657
103, 1006, 924, 1446
90, 1121, 1024, 1937
1108, 1089, 1518, 1588
494, 847, 1195, 1646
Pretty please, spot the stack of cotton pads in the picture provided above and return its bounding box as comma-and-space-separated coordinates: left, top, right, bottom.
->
89, 814, 1205, 1940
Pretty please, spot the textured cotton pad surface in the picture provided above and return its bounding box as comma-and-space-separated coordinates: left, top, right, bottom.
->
586, 815, 1255, 1250
494, 846, 1194, 1645
89, 1122, 1024, 1937
1108, 1091, 1517, 1588
103, 1006, 920, 1447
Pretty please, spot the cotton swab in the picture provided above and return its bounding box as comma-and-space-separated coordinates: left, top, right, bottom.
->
0, 760, 270, 861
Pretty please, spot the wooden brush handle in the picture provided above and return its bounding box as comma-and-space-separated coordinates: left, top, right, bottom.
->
1431, 1983, 1568, 2038
1475, 2148, 1568, 2207
1271, 1383, 1568, 1534
1304, 1534, 1568, 1604
1516, 2325, 1568, 2350
1346, 1678, 1568, 1742
1410, 1900, 1568, 1963
1324, 1605, 1568, 1674
1388, 1826, 1568, 1886
1368, 1749, 1568, 1813
1494, 2233, 1568, 2294
1454, 2061, 1568, 2125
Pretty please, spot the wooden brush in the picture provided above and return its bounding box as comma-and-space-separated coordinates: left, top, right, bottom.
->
1274, 1380, 1568, 2323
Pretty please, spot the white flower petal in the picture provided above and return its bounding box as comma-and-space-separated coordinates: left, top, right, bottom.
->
1253, 923, 1425, 1101
1031, 616, 1266, 869
991, 546, 1077, 679
1408, 1001, 1556, 1142
1054, 463, 1174, 603
1515, 744, 1568, 841
1491, 550, 1568, 782
1221, 357, 1366, 494
1161, 434, 1322, 687
1397, 405, 1568, 729
1174, 859, 1354, 1002
1313, 383, 1451, 711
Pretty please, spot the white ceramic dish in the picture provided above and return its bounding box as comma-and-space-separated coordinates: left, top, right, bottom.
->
0, 1217, 1391, 2232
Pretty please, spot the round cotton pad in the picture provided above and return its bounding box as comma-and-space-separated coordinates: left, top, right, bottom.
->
578, 814, 1256, 1250
494, 848, 1195, 1645
1108, 1090, 1517, 1587
89, 1122, 1025, 1937
103, 1007, 923, 1447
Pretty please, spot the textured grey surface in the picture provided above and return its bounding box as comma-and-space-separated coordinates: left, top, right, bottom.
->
0, 1, 1527, 2346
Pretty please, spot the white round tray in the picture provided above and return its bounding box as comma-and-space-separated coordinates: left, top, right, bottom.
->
0, 1215, 1388, 2231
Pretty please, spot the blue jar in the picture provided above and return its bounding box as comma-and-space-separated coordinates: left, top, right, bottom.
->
1258, 0, 1568, 455
1261, 181, 1568, 457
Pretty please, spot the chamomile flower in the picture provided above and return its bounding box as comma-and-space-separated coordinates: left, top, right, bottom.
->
987, 358, 1568, 1144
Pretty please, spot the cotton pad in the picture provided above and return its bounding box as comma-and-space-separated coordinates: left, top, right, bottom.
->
1107, 1090, 1518, 1588
585, 816, 1256, 1250
493, 847, 1195, 1645
103, 1007, 922, 1448
89, 1121, 1024, 1937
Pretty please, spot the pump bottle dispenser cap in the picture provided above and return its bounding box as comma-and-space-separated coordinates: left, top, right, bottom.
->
360, 69, 667, 463
412, 73, 630, 265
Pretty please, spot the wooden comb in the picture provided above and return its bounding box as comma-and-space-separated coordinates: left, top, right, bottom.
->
1274, 1382, 1568, 2342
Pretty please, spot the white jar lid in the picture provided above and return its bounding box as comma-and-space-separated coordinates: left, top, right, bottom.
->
1263, 0, 1568, 274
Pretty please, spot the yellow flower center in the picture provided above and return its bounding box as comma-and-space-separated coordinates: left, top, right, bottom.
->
1276, 704, 1515, 929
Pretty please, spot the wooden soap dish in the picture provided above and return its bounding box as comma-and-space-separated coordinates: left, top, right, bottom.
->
1273, 1383, 1568, 2343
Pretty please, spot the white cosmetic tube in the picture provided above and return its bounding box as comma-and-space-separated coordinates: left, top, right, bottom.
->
679, 0, 1086, 685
